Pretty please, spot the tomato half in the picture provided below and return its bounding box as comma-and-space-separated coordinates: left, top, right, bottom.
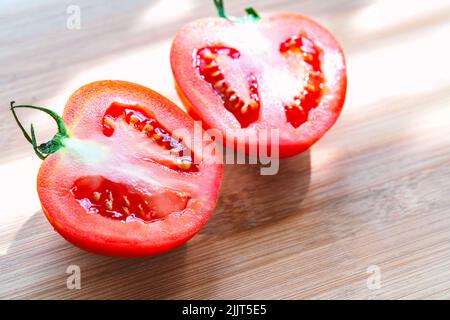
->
170, 5, 347, 158
12, 81, 222, 257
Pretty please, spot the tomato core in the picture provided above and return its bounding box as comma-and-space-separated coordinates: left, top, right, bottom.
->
194, 34, 324, 129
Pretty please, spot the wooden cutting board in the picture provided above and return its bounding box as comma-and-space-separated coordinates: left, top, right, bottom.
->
1, 0, 450, 299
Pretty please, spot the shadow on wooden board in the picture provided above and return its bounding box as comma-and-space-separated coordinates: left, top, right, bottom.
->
202, 150, 311, 236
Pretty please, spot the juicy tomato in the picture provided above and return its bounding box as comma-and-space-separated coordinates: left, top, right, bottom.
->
33, 81, 222, 257
171, 10, 347, 158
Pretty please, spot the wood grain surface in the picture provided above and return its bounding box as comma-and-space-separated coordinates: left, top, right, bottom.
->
1, 0, 450, 299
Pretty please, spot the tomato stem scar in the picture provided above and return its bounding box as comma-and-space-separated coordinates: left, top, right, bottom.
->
10, 101, 69, 160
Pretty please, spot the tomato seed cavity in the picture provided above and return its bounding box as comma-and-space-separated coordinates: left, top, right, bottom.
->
196, 46, 260, 128
280, 35, 324, 128
102, 102, 197, 171
71, 175, 189, 222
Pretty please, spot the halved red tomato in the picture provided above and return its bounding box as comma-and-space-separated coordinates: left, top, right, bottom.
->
171, 1, 347, 158
11, 81, 222, 257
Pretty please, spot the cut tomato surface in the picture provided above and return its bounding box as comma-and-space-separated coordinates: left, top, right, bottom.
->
171, 10, 347, 158
22, 81, 222, 257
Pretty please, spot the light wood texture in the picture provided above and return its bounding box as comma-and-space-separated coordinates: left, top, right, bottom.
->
1, 0, 450, 299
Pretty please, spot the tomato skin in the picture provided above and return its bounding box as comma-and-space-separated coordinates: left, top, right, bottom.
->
37, 81, 222, 257
171, 13, 347, 158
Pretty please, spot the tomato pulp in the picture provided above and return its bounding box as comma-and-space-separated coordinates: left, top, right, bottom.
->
12, 81, 222, 257
171, 4, 347, 158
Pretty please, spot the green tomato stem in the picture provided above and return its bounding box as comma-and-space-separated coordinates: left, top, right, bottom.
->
213, 0, 261, 22
10, 101, 69, 160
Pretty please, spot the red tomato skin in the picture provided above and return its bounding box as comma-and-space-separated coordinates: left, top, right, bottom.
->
37, 81, 223, 257
171, 13, 347, 158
